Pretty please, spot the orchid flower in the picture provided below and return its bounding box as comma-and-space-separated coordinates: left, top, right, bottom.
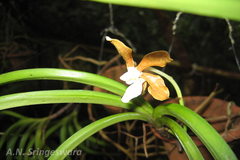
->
106, 36, 173, 103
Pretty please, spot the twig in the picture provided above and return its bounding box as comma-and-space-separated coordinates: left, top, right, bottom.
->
58, 54, 73, 70
117, 123, 121, 151
103, 129, 154, 159
98, 3, 136, 73
136, 135, 156, 149
64, 44, 81, 58
99, 130, 135, 160
172, 12, 183, 36
64, 56, 107, 66
97, 3, 114, 73
142, 123, 148, 158
87, 103, 96, 122
49, 103, 73, 120
138, 144, 165, 150
109, 3, 114, 28
223, 102, 234, 140
194, 84, 222, 114
97, 31, 108, 73
225, 18, 240, 71
97, 53, 122, 75
163, 11, 183, 72
41, 103, 73, 150
125, 121, 134, 157
204, 112, 240, 123
134, 136, 138, 160
136, 151, 167, 156
169, 60, 240, 80
128, 120, 138, 131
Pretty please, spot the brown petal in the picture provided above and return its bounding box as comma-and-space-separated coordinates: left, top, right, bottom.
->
141, 72, 169, 101
136, 51, 173, 71
106, 36, 134, 67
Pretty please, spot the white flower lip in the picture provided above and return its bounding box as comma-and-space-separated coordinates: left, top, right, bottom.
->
120, 67, 145, 103
121, 78, 143, 103
120, 67, 142, 82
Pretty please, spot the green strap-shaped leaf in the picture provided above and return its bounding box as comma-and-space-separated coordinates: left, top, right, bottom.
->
0, 119, 38, 150
153, 103, 237, 160
48, 112, 148, 160
0, 90, 149, 115
72, 112, 107, 146
0, 68, 126, 96
19, 122, 39, 160
0, 110, 29, 119
0, 68, 153, 114
92, 0, 240, 21
155, 117, 204, 160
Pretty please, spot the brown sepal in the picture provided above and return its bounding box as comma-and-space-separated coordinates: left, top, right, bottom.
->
137, 51, 173, 71
141, 72, 169, 101
107, 38, 134, 67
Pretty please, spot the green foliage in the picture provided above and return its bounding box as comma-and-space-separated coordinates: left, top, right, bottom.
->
0, 110, 107, 160
0, 68, 237, 159
153, 103, 237, 160
92, 0, 240, 21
